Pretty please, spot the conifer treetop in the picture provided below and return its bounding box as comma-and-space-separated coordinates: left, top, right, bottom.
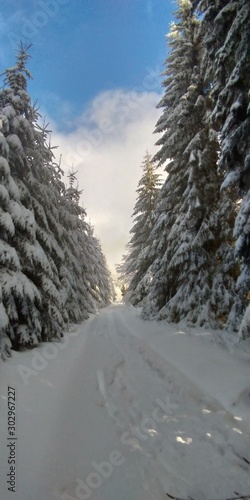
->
2, 42, 33, 93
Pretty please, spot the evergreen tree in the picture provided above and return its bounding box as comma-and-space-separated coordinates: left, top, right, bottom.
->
84, 223, 113, 308
59, 168, 93, 321
142, 0, 241, 329
0, 45, 113, 357
0, 45, 50, 352
59, 170, 113, 318
3, 45, 69, 347
193, 0, 250, 331
0, 113, 42, 357
118, 152, 161, 306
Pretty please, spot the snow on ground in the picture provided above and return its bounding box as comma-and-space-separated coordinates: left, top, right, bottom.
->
0, 303, 250, 500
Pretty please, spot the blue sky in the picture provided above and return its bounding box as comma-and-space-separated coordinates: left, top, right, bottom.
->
1, 0, 173, 128
0, 0, 175, 272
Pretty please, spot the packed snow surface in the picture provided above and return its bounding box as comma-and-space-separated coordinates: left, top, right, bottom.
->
0, 303, 250, 500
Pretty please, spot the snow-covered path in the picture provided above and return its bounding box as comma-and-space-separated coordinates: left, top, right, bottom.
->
0, 304, 250, 500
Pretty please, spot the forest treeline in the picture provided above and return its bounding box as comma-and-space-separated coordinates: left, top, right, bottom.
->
0, 45, 114, 359
1, 0, 249, 359
118, 0, 250, 337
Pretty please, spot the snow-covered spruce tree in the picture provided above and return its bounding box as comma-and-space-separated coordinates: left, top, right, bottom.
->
142, 0, 241, 329
0, 120, 43, 357
118, 152, 161, 306
62, 171, 102, 318
59, 170, 113, 318
84, 222, 114, 308
58, 168, 94, 322
193, 0, 250, 333
26, 123, 69, 342
0, 48, 43, 353
0, 45, 113, 358
0, 44, 68, 352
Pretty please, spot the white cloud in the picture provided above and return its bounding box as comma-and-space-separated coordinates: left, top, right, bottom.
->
47, 89, 164, 274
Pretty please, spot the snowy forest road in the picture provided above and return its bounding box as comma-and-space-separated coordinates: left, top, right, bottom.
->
1, 304, 250, 500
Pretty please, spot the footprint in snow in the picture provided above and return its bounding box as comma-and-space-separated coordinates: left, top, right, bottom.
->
96, 369, 118, 419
